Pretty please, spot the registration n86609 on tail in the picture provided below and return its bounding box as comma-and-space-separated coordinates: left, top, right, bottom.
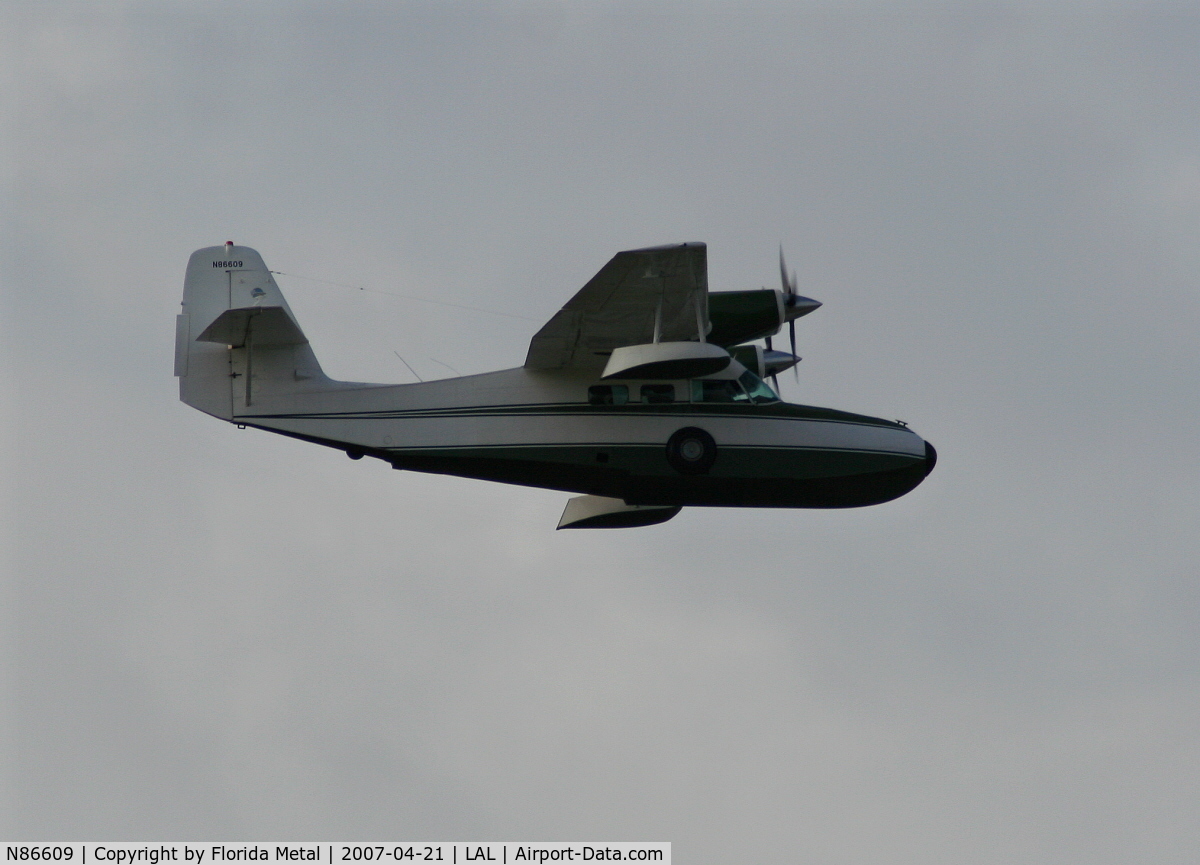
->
176, 241, 935, 528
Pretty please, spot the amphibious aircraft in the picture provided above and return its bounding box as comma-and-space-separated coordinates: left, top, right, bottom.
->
176, 241, 935, 528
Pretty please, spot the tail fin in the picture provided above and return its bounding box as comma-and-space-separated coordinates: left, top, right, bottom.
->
175, 244, 328, 420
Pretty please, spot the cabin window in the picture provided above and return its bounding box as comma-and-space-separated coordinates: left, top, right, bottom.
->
588, 384, 629, 406
738, 370, 779, 403
640, 384, 675, 404
691, 379, 750, 403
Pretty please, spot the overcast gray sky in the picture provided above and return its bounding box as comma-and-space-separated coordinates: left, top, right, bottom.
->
5, 3, 1200, 861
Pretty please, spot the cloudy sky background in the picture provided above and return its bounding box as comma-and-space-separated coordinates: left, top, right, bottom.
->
6, 3, 1200, 861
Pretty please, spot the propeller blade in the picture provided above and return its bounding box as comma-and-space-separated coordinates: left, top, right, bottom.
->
766, 336, 780, 394
789, 319, 798, 381
779, 247, 811, 383
779, 247, 794, 297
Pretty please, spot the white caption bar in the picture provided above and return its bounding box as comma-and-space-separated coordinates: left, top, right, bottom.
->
3, 845, 669, 865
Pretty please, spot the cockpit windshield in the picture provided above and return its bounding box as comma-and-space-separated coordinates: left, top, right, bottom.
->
738, 369, 779, 403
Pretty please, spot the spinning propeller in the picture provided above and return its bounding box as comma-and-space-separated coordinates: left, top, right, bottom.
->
768, 247, 822, 392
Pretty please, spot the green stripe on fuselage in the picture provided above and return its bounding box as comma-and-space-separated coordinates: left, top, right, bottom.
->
241, 400, 907, 428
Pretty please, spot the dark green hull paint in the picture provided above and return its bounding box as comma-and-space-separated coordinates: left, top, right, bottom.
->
240, 411, 932, 510
388, 444, 914, 482
387, 447, 929, 508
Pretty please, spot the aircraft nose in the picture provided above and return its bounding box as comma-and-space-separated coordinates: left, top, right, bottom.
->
923, 440, 937, 476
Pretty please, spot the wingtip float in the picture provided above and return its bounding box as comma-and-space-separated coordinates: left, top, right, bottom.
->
176, 242, 935, 529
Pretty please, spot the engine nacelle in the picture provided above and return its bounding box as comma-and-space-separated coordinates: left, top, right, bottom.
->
708, 288, 821, 347
728, 344, 801, 380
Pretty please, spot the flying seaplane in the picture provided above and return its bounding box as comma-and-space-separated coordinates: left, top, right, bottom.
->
175, 241, 935, 528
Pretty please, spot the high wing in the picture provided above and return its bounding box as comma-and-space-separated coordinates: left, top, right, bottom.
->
524, 243, 708, 372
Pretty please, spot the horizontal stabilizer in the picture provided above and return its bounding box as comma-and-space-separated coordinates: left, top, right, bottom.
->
557, 495, 681, 529
196, 306, 308, 347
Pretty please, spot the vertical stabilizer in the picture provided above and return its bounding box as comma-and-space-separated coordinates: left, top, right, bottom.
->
176, 244, 327, 419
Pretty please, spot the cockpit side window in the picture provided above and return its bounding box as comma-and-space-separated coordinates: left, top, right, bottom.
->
588, 384, 629, 406
691, 379, 750, 403
640, 384, 675, 404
